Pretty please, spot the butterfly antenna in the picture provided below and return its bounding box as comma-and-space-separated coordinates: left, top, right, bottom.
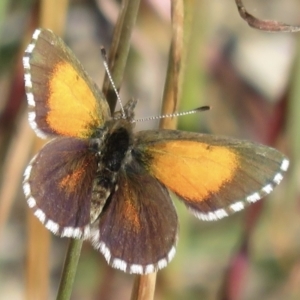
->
135, 106, 210, 122
101, 47, 126, 118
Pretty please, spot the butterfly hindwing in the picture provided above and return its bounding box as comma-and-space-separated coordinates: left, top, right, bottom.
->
23, 28, 110, 139
90, 160, 178, 274
23, 138, 98, 238
133, 130, 289, 221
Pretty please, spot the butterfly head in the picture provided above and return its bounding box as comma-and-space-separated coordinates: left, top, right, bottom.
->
113, 98, 137, 123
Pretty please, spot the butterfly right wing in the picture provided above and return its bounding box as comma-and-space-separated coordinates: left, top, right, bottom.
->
133, 130, 289, 221
90, 160, 178, 274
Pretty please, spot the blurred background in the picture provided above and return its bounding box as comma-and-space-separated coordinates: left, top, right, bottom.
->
0, 0, 299, 299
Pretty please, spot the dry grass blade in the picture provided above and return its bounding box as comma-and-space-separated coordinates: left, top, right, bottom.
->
40, 0, 70, 34
160, 0, 184, 130
26, 211, 50, 300
102, 0, 141, 113
23, 1, 71, 299
130, 0, 183, 298
131, 1, 186, 299
131, 273, 157, 300
0, 111, 34, 237
235, 0, 300, 32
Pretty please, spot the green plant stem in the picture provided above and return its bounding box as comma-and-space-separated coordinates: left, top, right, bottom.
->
286, 34, 300, 201
56, 239, 83, 300
56, 0, 141, 298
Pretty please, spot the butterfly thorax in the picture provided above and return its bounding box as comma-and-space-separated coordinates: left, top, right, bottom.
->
89, 118, 134, 223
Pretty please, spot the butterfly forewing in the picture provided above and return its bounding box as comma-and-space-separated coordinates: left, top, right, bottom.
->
133, 130, 289, 221
23, 28, 110, 139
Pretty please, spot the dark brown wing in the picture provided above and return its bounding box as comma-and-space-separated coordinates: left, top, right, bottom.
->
90, 160, 178, 274
23, 137, 97, 238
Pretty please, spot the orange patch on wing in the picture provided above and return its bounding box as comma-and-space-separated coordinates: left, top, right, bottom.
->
59, 167, 85, 194
122, 182, 141, 233
147, 141, 239, 202
46, 62, 103, 138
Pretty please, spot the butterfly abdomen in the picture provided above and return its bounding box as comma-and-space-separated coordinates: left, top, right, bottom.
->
90, 120, 134, 222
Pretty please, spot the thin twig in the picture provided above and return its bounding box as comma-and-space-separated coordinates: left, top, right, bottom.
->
235, 0, 300, 32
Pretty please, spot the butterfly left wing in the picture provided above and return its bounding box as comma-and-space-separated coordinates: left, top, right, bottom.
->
23, 28, 110, 139
90, 160, 178, 274
133, 130, 289, 221
23, 137, 97, 238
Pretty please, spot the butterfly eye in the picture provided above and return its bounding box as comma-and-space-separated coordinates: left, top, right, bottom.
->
89, 138, 102, 152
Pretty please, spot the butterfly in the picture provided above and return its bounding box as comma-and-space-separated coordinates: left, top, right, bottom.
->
22, 28, 289, 274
